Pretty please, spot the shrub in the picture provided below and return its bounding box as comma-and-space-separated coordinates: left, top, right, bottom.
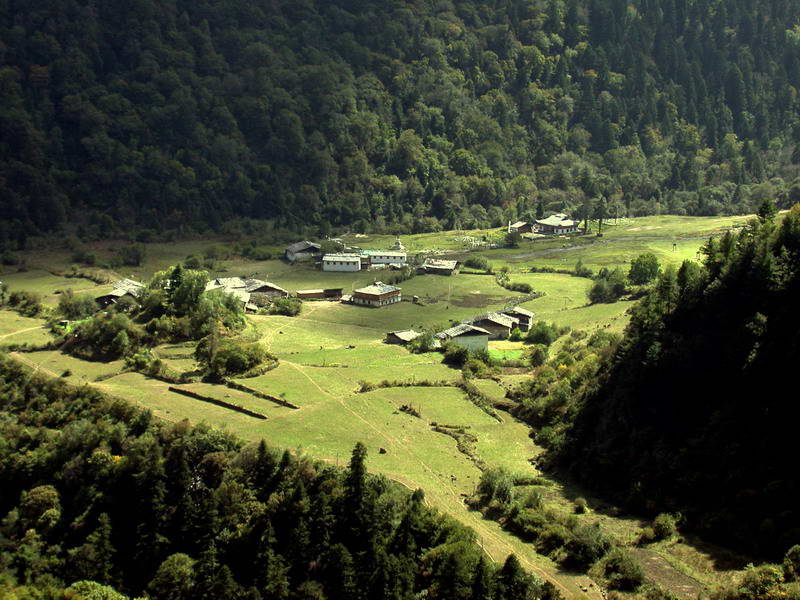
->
7, 290, 44, 317
464, 256, 491, 272
508, 281, 533, 293
199, 341, 274, 380
408, 330, 437, 353
509, 327, 524, 341
69, 312, 142, 360
637, 527, 656, 545
652, 513, 678, 540
119, 243, 146, 267
564, 524, 611, 570
574, 258, 593, 278
476, 467, 514, 506
785, 544, 800, 581
604, 548, 645, 590
57, 289, 96, 320
269, 297, 302, 316
71, 248, 97, 265
739, 564, 784, 598
526, 321, 559, 346
443, 343, 469, 367
1, 251, 20, 265
629, 252, 661, 285
525, 344, 549, 367
358, 380, 376, 393
183, 255, 202, 269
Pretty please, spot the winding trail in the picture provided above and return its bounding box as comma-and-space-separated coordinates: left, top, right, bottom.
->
0, 325, 45, 340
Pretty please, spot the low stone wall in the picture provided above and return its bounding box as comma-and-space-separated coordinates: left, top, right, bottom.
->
225, 381, 300, 410
168, 386, 268, 419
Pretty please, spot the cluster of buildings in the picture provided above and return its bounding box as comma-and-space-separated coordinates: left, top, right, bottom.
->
205, 277, 289, 312
284, 236, 464, 281
509, 213, 580, 236
387, 306, 535, 352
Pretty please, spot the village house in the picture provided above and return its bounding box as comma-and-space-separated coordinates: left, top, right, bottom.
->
420, 259, 459, 276
205, 277, 286, 310
508, 221, 534, 234
534, 214, 580, 235
352, 282, 402, 307
501, 306, 535, 331
285, 240, 322, 262
362, 250, 407, 266
385, 330, 422, 345
468, 312, 520, 340
95, 278, 145, 308
436, 324, 490, 352
322, 253, 362, 272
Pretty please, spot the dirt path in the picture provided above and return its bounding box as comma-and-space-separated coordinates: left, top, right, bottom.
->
0, 325, 45, 341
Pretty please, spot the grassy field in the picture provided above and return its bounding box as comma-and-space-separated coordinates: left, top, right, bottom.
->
0, 214, 758, 598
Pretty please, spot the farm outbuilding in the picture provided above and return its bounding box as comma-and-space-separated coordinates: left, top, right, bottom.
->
436, 324, 490, 352
420, 259, 459, 276
385, 330, 422, 344
502, 306, 535, 331
285, 240, 322, 262
508, 221, 533, 234
95, 278, 145, 308
296, 288, 343, 300
468, 312, 520, 340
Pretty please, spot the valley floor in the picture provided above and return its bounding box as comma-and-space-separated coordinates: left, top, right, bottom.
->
0, 214, 761, 599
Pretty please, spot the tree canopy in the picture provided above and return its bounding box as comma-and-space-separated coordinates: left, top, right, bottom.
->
2, 0, 800, 248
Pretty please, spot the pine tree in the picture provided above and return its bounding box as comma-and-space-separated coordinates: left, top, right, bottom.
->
471, 555, 494, 599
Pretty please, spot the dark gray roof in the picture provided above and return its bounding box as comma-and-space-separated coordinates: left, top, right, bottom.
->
436, 324, 491, 339
506, 307, 535, 318
469, 312, 519, 328
286, 240, 321, 253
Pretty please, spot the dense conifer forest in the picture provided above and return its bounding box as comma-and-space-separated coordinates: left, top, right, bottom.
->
3, 0, 800, 248
0, 357, 561, 599
538, 205, 800, 558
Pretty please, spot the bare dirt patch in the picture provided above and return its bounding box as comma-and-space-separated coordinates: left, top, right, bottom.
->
629, 548, 706, 599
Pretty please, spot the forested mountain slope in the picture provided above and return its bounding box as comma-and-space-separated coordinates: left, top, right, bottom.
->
2, 0, 800, 246
551, 205, 800, 557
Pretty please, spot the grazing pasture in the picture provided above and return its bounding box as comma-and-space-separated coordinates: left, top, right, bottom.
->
0, 213, 758, 598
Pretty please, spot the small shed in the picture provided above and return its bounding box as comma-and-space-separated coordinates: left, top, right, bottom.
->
421, 259, 460, 276
502, 307, 535, 331
385, 330, 422, 345
96, 278, 145, 308
468, 312, 520, 340
508, 221, 533, 234
436, 324, 490, 352
286, 241, 322, 262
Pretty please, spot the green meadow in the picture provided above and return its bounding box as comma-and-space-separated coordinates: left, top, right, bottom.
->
0, 213, 758, 598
